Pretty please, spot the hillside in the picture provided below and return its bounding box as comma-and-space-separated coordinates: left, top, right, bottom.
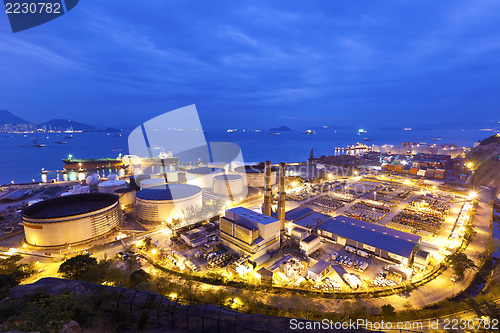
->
467, 134, 500, 199
40, 119, 98, 131
0, 109, 28, 124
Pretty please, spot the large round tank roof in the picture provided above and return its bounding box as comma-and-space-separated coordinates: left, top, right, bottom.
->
22, 193, 118, 220
187, 167, 224, 175
136, 184, 202, 201
98, 180, 127, 187
214, 174, 243, 181
234, 165, 278, 173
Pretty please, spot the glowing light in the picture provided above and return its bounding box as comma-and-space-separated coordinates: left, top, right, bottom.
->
328, 173, 333, 179
166, 217, 173, 224
78, 173, 86, 181
291, 181, 297, 187
466, 162, 473, 169
22, 244, 27, 248
151, 249, 157, 255
354, 171, 358, 176
169, 293, 177, 300
403, 179, 410, 185
469, 191, 478, 199
136, 240, 143, 247
68, 154, 72, 159
432, 185, 437, 190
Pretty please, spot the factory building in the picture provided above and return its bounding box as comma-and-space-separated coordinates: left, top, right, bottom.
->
234, 164, 278, 188
318, 216, 419, 265
135, 184, 202, 224
186, 167, 224, 188
219, 207, 280, 261
299, 234, 321, 256
22, 193, 120, 247
180, 223, 218, 247
307, 260, 331, 282
284, 207, 330, 235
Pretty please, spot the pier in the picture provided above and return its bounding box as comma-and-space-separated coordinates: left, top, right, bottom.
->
334, 143, 373, 156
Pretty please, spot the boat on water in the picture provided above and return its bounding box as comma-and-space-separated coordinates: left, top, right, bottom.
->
363, 138, 372, 141
64, 134, 74, 139
32, 138, 47, 148
62, 156, 124, 171
55, 141, 68, 144
269, 132, 280, 135
303, 130, 316, 135
431, 137, 443, 141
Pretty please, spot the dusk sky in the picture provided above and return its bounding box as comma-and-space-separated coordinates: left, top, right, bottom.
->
1, 0, 500, 130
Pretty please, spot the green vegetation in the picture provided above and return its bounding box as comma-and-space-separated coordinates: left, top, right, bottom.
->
0, 255, 33, 297
448, 252, 476, 280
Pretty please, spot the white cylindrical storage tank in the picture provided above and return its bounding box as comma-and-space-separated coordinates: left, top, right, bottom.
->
165, 171, 179, 183
186, 167, 224, 188
140, 178, 166, 189
234, 165, 278, 188
98, 180, 127, 194
213, 174, 244, 197
207, 162, 230, 173
135, 184, 202, 224
114, 187, 136, 213
22, 193, 120, 247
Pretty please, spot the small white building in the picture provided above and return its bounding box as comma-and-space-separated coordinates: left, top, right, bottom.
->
307, 260, 330, 282
299, 234, 321, 256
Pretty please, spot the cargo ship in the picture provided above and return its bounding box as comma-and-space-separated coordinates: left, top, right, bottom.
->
62, 156, 124, 171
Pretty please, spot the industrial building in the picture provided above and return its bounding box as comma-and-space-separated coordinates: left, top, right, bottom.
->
299, 234, 321, 256
307, 260, 331, 282
318, 216, 419, 265
186, 167, 224, 188
180, 223, 218, 247
22, 193, 120, 247
135, 184, 202, 224
219, 207, 280, 261
284, 207, 330, 235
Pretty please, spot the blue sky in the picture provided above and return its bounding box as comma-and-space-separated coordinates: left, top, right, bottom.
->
1, 0, 500, 130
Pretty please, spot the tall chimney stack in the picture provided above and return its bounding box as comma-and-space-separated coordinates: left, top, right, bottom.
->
263, 161, 272, 216
278, 162, 286, 230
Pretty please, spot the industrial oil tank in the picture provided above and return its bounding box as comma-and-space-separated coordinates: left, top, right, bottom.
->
213, 174, 244, 197
98, 179, 128, 194
186, 167, 224, 188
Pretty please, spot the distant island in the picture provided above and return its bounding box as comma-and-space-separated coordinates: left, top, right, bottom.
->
0, 110, 121, 133
269, 125, 292, 132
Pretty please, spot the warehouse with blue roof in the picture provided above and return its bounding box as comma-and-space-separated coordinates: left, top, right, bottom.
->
318, 216, 419, 265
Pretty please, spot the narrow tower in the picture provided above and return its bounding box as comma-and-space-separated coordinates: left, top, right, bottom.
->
278, 162, 286, 230
263, 161, 272, 216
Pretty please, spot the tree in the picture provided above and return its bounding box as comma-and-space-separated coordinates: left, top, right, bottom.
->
130, 269, 151, 287
381, 304, 395, 317
58, 254, 98, 281
449, 252, 476, 280
143, 237, 152, 249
